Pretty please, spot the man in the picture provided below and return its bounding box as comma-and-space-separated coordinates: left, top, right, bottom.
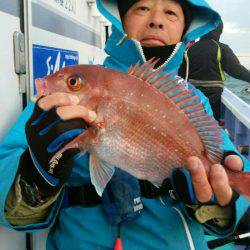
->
0, 0, 249, 249
179, 21, 250, 121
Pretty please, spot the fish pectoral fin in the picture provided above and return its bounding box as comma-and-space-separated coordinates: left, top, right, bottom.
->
89, 155, 115, 196
151, 182, 160, 188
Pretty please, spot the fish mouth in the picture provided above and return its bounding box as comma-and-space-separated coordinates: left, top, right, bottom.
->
141, 35, 166, 47
35, 78, 49, 96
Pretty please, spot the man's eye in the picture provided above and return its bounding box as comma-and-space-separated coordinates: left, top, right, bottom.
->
137, 6, 149, 12
165, 10, 178, 21
165, 10, 176, 16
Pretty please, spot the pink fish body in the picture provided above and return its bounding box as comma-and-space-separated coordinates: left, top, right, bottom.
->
36, 60, 250, 197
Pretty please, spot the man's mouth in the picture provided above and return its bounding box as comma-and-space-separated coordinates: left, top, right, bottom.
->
141, 35, 166, 46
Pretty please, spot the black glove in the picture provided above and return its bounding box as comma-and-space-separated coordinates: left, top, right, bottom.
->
167, 165, 239, 220
170, 167, 217, 206
19, 99, 87, 197
169, 151, 241, 207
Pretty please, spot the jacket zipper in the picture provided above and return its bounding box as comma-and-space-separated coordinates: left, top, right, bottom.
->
159, 197, 195, 249
173, 207, 195, 250
131, 38, 183, 71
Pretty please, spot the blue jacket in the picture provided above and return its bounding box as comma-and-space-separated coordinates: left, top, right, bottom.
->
0, 0, 249, 249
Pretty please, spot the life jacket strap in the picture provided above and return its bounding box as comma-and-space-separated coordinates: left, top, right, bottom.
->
62, 179, 174, 209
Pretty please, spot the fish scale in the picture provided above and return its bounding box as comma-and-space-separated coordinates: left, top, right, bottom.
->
93, 101, 169, 181
36, 59, 250, 198
90, 97, 198, 184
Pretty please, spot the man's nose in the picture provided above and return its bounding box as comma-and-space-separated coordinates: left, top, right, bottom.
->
149, 22, 164, 29
148, 11, 164, 29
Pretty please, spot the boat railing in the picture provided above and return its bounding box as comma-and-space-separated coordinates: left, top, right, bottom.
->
221, 87, 250, 159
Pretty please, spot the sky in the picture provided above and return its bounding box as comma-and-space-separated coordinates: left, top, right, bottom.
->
207, 0, 250, 68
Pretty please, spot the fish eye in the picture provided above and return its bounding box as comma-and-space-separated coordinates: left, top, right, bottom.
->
67, 74, 84, 91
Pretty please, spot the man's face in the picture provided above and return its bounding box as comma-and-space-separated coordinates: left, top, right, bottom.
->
123, 0, 185, 47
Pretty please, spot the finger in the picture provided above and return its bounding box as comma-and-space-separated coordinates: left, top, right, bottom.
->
186, 156, 213, 203
56, 105, 97, 123
38, 93, 79, 111
210, 164, 232, 206
224, 155, 243, 171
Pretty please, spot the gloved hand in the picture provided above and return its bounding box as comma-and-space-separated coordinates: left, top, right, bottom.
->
166, 154, 242, 228
170, 167, 216, 206
170, 153, 242, 206
20, 96, 87, 197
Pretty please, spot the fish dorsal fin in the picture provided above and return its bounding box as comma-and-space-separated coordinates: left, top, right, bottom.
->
128, 60, 224, 163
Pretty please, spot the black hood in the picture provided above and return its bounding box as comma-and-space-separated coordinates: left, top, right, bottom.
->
200, 21, 223, 41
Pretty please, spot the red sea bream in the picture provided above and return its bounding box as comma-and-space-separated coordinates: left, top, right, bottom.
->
35, 60, 250, 197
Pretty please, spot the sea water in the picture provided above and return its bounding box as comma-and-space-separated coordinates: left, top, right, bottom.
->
224, 75, 250, 105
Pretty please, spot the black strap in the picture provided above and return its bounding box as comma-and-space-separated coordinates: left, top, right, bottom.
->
67, 182, 102, 207
63, 179, 174, 208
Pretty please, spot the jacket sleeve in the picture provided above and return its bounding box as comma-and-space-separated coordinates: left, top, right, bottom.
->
221, 43, 250, 84
196, 87, 250, 237
0, 101, 63, 232
5, 175, 61, 226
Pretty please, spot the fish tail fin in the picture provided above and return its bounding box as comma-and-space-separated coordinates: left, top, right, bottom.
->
227, 169, 250, 200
